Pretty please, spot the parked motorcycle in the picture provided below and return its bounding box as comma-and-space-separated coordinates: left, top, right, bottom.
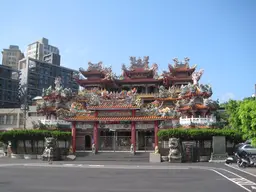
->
235, 152, 254, 168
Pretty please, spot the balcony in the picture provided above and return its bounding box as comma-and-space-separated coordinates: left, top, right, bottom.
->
179, 116, 216, 126
39, 119, 71, 126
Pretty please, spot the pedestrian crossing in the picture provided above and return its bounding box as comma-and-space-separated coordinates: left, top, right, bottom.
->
230, 177, 256, 186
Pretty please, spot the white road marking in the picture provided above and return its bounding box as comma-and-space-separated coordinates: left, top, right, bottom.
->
225, 163, 256, 177
211, 169, 252, 192
88, 164, 104, 167
0, 164, 25, 167
230, 178, 256, 186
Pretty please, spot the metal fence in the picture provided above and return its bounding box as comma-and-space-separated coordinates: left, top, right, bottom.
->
99, 136, 131, 151
98, 136, 156, 152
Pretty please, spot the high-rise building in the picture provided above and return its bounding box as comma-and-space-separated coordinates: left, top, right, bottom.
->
18, 57, 79, 105
43, 53, 61, 66
26, 38, 60, 65
1, 45, 24, 70
0, 65, 19, 108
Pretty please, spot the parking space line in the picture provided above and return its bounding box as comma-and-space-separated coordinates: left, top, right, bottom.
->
211, 169, 252, 192
225, 164, 256, 177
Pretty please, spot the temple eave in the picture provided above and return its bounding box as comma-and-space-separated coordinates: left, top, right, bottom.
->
116, 79, 161, 83
64, 116, 176, 122
170, 68, 196, 73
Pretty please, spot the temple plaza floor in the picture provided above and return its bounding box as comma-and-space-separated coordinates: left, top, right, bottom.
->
0, 160, 256, 192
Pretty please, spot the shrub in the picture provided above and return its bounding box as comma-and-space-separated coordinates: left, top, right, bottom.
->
0, 130, 71, 143
157, 128, 243, 143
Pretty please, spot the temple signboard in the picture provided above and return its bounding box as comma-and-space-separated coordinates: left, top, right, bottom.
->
98, 111, 132, 117
136, 122, 154, 129
76, 122, 94, 129
99, 123, 131, 130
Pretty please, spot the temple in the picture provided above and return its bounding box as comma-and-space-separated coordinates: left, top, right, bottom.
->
36, 57, 219, 153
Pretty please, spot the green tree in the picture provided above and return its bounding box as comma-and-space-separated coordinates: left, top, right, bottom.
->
225, 99, 242, 130
238, 99, 256, 138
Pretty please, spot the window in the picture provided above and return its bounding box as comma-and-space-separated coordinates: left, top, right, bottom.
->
0, 116, 4, 124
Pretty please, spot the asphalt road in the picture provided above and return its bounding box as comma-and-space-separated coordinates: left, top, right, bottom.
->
0, 165, 252, 192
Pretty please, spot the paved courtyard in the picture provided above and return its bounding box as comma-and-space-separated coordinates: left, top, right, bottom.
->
0, 163, 255, 192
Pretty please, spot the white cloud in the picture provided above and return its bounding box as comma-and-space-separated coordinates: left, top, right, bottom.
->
220, 92, 235, 103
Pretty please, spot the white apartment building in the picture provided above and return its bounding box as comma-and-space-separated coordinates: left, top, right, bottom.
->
0, 106, 43, 130
26, 38, 59, 62
1, 45, 24, 70
0, 105, 71, 131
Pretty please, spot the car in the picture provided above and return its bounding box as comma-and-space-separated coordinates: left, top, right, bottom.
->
240, 144, 254, 150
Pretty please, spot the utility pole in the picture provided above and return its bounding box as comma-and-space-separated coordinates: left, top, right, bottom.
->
19, 84, 30, 130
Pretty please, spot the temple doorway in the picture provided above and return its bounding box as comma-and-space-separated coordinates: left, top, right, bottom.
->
137, 130, 154, 151
99, 130, 131, 151
85, 135, 91, 150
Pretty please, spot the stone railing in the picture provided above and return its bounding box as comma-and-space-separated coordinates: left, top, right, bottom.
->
179, 116, 216, 125
39, 119, 71, 126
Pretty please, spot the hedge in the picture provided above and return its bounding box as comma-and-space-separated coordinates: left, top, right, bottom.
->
0, 130, 71, 143
157, 128, 243, 143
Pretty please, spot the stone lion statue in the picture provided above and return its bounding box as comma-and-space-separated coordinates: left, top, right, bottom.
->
42, 137, 58, 161
168, 138, 182, 163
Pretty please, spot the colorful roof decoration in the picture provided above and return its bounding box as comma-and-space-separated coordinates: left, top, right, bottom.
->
35, 57, 219, 127
36, 77, 73, 115
78, 87, 141, 108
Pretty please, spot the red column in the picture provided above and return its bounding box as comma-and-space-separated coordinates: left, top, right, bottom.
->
154, 120, 159, 148
131, 110, 136, 152
131, 122, 136, 152
71, 121, 76, 153
93, 122, 98, 152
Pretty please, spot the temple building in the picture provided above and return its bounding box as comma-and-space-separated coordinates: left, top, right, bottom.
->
36, 57, 218, 153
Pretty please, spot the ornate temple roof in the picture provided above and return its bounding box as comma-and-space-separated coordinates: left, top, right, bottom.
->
121, 56, 159, 80
168, 57, 197, 73
79, 62, 104, 76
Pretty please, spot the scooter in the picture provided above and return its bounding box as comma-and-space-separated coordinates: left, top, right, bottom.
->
225, 152, 237, 164
236, 153, 254, 168
225, 156, 235, 164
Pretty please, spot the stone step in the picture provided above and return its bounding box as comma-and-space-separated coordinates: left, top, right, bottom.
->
75, 152, 150, 162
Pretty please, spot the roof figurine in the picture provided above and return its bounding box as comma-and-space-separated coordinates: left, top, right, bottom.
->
129, 56, 149, 70
168, 57, 197, 73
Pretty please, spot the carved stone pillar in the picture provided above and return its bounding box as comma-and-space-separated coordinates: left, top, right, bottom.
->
71, 122, 76, 153
154, 121, 159, 147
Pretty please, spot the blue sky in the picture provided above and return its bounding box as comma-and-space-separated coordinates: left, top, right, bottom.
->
1, 0, 255, 102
